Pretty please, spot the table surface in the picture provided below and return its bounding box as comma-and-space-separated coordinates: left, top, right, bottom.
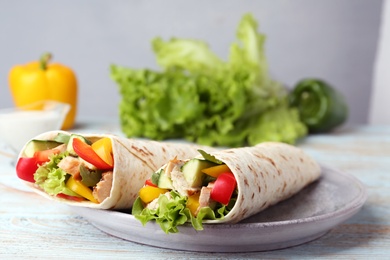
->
1, 121, 389, 259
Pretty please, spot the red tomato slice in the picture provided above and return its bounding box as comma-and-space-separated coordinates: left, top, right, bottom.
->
72, 138, 113, 170
34, 148, 61, 164
16, 157, 39, 183
210, 172, 237, 205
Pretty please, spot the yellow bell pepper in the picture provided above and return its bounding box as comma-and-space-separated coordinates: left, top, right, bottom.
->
8, 52, 78, 129
66, 176, 98, 203
186, 192, 200, 216
201, 164, 231, 178
91, 137, 114, 167
139, 186, 168, 204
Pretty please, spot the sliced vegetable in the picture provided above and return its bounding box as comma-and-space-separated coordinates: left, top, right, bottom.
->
67, 134, 90, 156
210, 173, 237, 205
151, 169, 162, 186
91, 137, 113, 167
79, 165, 102, 187
182, 159, 216, 187
139, 186, 168, 204
34, 148, 61, 164
24, 139, 62, 157
186, 192, 200, 216
54, 133, 71, 144
56, 193, 84, 202
72, 138, 113, 170
202, 164, 231, 178
289, 78, 348, 133
145, 179, 157, 187
17, 144, 61, 183
16, 157, 39, 182
66, 176, 98, 203
157, 170, 174, 189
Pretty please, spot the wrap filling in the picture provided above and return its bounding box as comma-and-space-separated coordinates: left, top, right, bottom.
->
16, 133, 115, 203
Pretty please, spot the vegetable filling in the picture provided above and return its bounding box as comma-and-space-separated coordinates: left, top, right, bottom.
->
132, 151, 237, 233
15, 133, 114, 203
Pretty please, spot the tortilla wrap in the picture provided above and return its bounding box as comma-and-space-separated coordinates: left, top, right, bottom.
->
135, 142, 321, 228
205, 142, 321, 223
17, 130, 216, 209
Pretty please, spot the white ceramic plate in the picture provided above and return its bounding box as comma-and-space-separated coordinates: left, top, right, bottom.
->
70, 165, 367, 252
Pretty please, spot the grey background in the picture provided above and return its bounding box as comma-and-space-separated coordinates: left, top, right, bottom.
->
0, 0, 383, 125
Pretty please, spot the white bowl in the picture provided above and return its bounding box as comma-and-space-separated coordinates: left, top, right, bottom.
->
0, 100, 70, 153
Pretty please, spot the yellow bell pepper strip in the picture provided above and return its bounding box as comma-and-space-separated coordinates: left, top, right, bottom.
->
66, 176, 98, 203
8, 52, 78, 129
186, 192, 200, 216
91, 137, 114, 167
139, 186, 168, 204
202, 164, 231, 178
72, 138, 113, 170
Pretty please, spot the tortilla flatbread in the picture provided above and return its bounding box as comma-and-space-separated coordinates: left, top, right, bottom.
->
17, 130, 216, 209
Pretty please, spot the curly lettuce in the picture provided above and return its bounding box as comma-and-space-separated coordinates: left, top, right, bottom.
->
111, 13, 307, 147
132, 191, 233, 234
34, 152, 79, 197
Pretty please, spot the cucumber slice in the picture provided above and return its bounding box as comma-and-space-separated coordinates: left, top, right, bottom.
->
158, 169, 173, 189
181, 159, 217, 188
24, 140, 62, 157
53, 133, 71, 144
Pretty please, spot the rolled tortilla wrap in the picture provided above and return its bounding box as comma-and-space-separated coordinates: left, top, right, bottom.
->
133, 142, 321, 232
16, 130, 216, 209
206, 142, 321, 223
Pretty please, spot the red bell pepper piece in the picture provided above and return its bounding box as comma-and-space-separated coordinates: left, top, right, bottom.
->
210, 172, 237, 205
72, 138, 113, 170
56, 193, 84, 202
145, 179, 157, 187
15, 157, 39, 183
16, 148, 60, 183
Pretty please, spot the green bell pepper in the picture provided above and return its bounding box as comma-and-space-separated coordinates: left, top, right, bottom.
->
289, 79, 348, 133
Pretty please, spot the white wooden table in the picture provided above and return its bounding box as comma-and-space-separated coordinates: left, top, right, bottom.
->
1, 121, 389, 259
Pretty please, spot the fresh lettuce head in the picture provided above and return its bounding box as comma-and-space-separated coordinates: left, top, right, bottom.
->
111, 13, 307, 147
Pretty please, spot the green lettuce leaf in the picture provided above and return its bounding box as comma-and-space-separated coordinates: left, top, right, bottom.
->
34, 153, 80, 197
152, 37, 225, 74
197, 149, 223, 164
132, 191, 230, 234
247, 101, 308, 145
